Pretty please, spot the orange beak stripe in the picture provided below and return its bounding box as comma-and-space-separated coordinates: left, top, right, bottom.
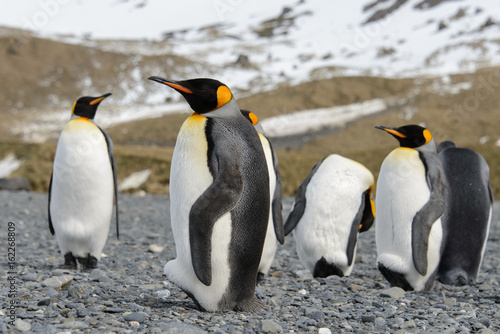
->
90, 96, 106, 105
164, 82, 193, 94
384, 128, 406, 138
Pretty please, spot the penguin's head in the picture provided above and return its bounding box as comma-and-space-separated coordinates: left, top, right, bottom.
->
240, 109, 259, 125
148, 77, 233, 114
375, 124, 433, 149
240, 109, 266, 134
72, 93, 111, 119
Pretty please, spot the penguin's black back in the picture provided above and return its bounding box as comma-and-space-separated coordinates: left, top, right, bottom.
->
437, 145, 492, 285
205, 116, 270, 309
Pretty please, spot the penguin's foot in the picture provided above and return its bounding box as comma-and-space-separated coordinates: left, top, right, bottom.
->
313, 257, 344, 278
62, 252, 77, 269
234, 296, 268, 312
378, 263, 414, 291
77, 254, 98, 271
256, 272, 266, 285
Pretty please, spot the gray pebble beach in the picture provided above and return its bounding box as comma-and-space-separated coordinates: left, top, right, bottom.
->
1, 191, 499, 333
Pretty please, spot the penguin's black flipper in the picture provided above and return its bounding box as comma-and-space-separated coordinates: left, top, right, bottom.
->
284, 158, 325, 236
359, 188, 375, 233
345, 188, 375, 267
411, 152, 446, 276
269, 141, 285, 244
48, 172, 55, 235
98, 126, 119, 240
189, 160, 244, 286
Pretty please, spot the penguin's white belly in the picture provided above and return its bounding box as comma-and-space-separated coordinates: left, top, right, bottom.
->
165, 115, 232, 311
50, 119, 113, 259
376, 148, 442, 290
294, 155, 372, 276
258, 134, 278, 274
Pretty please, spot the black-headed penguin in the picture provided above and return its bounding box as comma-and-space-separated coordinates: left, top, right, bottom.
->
283, 154, 375, 278
48, 93, 119, 269
375, 124, 445, 291
148, 77, 270, 312
436, 141, 493, 286
240, 109, 284, 281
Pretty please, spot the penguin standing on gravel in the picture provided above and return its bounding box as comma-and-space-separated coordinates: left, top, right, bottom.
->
48, 93, 119, 269
240, 109, 284, 280
148, 77, 270, 312
436, 141, 493, 286
283, 154, 375, 278
375, 125, 445, 291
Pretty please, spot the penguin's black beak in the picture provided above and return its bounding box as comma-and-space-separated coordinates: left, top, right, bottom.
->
148, 76, 193, 94
375, 125, 406, 138
90, 93, 112, 106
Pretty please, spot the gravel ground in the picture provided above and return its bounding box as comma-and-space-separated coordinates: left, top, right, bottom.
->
1, 190, 499, 334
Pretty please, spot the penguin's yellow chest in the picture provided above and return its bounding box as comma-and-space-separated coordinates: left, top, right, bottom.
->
383, 147, 426, 180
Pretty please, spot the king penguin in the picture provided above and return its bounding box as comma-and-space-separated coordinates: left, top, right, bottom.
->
240, 109, 285, 281
48, 93, 119, 269
436, 141, 493, 286
283, 154, 375, 278
375, 124, 445, 291
148, 77, 270, 312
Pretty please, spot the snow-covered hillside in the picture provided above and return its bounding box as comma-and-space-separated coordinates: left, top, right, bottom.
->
1, 0, 499, 142
3, 0, 499, 95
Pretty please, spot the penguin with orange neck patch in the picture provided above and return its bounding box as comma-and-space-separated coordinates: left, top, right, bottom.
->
48, 93, 119, 270
148, 77, 269, 312
375, 124, 446, 291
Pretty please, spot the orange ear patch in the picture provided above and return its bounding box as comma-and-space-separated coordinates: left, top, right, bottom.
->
249, 112, 259, 125
423, 129, 432, 144
216, 85, 232, 109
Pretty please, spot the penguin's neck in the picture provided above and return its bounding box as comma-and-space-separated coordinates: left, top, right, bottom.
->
70, 115, 94, 123
205, 99, 241, 119
415, 138, 437, 153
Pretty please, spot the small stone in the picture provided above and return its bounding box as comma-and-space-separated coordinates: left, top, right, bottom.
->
477, 329, 495, 334
37, 298, 51, 306
89, 269, 104, 281
51, 269, 69, 276
15, 318, 31, 332
124, 312, 148, 323
260, 319, 282, 333
157, 321, 206, 333
361, 314, 376, 323
298, 289, 307, 295
350, 283, 366, 291
380, 287, 405, 299
479, 317, 491, 328
401, 319, 416, 329
154, 289, 171, 300
130, 321, 140, 326
269, 271, 285, 277
98, 275, 112, 283
382, 308, 397, 318
318, 329, 332, 334
104, 307, 126, 313
443, 296, 457, 307
56, 321, 89, 330
23, 273, 37, 281
375, 317, 386, 327
148, 244, 165, 253
41, 275, 73, 289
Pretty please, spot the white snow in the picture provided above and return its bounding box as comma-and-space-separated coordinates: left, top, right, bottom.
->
260, 98, 387, 138
0, 153, 24, 178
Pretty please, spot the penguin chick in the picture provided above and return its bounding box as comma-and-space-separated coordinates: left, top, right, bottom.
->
375, 124, 445, 291
436, 141, 493, 286
148, 77, 270, 312
240, 109, 284, 282
284, 154, 375, 278
48, 93, 119, 270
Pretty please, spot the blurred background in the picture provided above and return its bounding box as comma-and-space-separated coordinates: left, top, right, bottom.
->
0, 0, 499, 197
